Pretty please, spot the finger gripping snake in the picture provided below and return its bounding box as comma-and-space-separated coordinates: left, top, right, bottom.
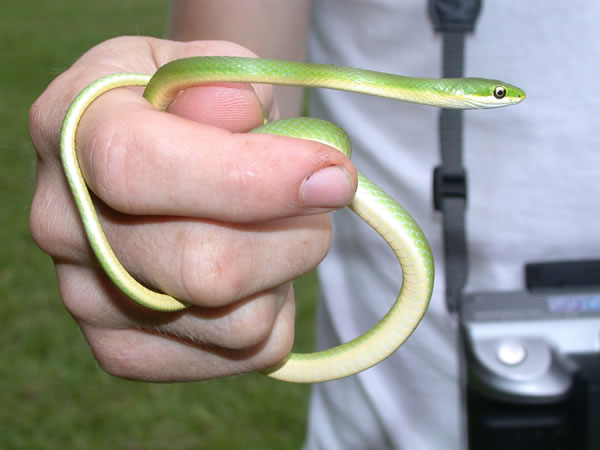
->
60, 57, 525, 383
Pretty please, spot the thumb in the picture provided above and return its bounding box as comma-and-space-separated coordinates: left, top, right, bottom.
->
167, 82, 266, 133
150, 38, 274, 133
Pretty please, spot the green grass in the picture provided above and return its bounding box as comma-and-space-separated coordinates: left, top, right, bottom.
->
1, 1, 317, 448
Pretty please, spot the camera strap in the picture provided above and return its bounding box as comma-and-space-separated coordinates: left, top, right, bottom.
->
428, 0, 482, 313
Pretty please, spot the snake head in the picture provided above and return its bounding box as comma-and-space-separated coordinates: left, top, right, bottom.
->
454, 78, 526, 109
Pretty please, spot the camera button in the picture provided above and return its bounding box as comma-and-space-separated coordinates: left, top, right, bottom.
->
496, 339, 527, 366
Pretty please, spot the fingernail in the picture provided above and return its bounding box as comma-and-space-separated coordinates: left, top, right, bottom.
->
300, 166, 355, 208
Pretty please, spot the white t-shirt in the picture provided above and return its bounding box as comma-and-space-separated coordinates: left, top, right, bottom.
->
304, 1, 600, 449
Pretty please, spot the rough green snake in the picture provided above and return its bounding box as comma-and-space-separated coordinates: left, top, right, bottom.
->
60, 57, 525, 383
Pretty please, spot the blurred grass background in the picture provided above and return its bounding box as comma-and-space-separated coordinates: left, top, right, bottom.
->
1, 1, 318, 448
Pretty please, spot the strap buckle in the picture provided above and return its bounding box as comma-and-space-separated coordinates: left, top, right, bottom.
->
433, 166, 467, 211
428, 0, 482, 33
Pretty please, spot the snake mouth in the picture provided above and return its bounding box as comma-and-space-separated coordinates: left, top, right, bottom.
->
463, 92, 526, 109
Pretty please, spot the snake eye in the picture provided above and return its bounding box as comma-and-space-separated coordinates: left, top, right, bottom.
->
493, 86, 506, 99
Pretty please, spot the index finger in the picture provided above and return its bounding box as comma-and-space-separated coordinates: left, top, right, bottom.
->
76, 86, 357, 222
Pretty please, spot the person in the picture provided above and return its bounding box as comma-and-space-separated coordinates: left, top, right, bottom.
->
29, 1, 600, 449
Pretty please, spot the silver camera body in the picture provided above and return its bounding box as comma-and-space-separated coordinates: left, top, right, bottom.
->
461, 286, 600, 449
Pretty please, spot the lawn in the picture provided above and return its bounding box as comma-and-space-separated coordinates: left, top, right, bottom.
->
1, 1, 317, 448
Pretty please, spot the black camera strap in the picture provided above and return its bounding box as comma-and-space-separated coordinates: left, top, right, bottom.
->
428, 0, 482, 313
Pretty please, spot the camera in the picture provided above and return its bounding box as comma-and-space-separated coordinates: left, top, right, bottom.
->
460, 260, 600, 450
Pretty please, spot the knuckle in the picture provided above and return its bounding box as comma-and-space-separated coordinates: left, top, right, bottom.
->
28, 96, 48, 154
56, 267, 102, 324
83, 326, 151, 381
255, 293, 296, 368
260, 331, 294, 369
223, 291, 284, 349
29, 70, 81, 160
28, 169, 85, 259
89, 336, 137, 379
178, 227, 248, 305
29, 82, 61, 158
29, 188, 54, 254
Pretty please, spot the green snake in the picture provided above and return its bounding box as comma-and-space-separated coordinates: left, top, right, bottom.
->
60, 57, 525, 383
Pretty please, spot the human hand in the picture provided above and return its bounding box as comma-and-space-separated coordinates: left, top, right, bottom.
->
29, 36, 356, 381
